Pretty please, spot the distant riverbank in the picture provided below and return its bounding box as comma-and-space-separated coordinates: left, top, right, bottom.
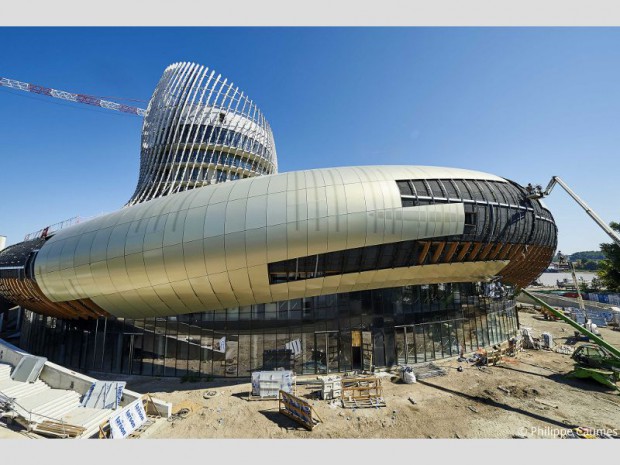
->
537, 272, 597, 287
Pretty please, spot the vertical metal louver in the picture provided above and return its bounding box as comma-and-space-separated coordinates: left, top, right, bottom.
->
126, 62, 278, 205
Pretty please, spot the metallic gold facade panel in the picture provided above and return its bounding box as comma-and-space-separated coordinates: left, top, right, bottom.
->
248, 176, 270, 197
286, 279, 307, 296
203, 235, 227, 274
267, 172, 288, 194
143, 214, 167, 251
227, 269, 255, 303
188, 185, 215, 209
245, 195, 268, 230
74, 263, 96, 293
107, 256, 134, 293
305, 217, 328, 256
89, 227, 113, 263
88, 261, 115, 296
183, 240, 208, 278
247, 264, 270, 300
266, 224, 288, 263
142, 248, 169, 287
204, 202, 227, 237
287, 188, 308, 224
286, 220, 308, 260
124, 219, 148, 255
266, 191, 287, 226
106, 222, 131, 260
345, 212, 368, 249
225, 198, 248, 233
209, 182, 235, 204
42, 240, 64, 274
225, 231, 247, 271
327, 214, 348, 251
151, 283, 191, 315
245, 228, 267, 268
169, 280, 204, 312
183, 206, 208, 243
163, 209, 188, 247
124, 252, 151, 289
228, 178, 253, 201
163, 244, 188, 283
208, 271, 239, 308
59, 235, 80, 270
306, 186, 328, 220
188, 276, 222, 309
343, 183, 366, 213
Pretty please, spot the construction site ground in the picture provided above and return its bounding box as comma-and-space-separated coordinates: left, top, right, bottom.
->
123, 308, 620, 439
6, 308, 619, 440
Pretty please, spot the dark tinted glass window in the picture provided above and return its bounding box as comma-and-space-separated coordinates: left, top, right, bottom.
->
443, 180, 460, 199
427, 180, 446, 198
455, 180, 472, 200
412, 180, 430, 197
397, 181, 414, 196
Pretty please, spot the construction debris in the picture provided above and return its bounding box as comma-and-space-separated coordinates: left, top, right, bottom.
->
554, 345, 575, 355
410, 362, 447, 379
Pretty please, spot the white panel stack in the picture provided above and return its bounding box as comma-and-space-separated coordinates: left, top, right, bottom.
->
251, 370, 295, 398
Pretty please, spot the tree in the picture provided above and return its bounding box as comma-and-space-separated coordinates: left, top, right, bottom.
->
597, 222, 620, 292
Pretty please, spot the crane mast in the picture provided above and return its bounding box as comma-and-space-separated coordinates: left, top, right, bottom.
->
0, 77, 146, 117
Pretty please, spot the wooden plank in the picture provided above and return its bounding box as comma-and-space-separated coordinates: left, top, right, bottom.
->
431, 242, 446, 264
455, 242, 472, 262
468, 242, 484, 261
418, 241, 432, 265
443, 242, 459, 263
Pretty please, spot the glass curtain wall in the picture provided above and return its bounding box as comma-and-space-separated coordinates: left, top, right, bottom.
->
19, 282, 518, 378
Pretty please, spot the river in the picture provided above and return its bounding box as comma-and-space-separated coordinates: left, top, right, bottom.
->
536, 272, 598, 287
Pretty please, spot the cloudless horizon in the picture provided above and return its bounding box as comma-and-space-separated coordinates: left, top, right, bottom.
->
0, 27, 618, 254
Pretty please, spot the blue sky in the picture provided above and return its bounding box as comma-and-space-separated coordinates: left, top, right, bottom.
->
0, 27, 617, 254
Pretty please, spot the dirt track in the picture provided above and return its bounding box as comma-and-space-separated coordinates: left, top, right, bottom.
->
118, 309, 620, 439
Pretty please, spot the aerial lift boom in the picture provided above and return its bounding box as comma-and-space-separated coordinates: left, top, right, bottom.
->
526, 176, 620, 247
522, 176, 620, 391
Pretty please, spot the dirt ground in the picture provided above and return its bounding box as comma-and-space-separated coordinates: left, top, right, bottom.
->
110, 309, 620, 439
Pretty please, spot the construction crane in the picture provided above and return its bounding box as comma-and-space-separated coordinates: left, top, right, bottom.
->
525, 176, 620, 247
0, 77, 146, 117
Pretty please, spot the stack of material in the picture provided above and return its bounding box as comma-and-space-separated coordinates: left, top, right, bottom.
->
0, 361, 114, 438
411, 362, 447, 379
250, 370, 295, 399
521, 327, 540, 349
541, 332, 554, 349
317, 375, 342, 400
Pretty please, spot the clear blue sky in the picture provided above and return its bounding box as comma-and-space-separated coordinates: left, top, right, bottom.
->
0, 27, 617, 254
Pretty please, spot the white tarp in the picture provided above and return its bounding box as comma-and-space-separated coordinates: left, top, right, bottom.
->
81, 381, 126, 409
110, 397, 148, 439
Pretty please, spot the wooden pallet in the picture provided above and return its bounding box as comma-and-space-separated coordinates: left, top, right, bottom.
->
341, 397, 386, 409
32, 420, 86, 438
340, 376, 386, 409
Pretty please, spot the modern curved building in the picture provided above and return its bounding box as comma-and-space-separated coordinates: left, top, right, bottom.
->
0, 62, 557, 378
128, 62, 277, 205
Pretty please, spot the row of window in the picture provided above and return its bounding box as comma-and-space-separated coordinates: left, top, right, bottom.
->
153, 149, 267, 173
397, 178, 556, 249
269, 239, 498, 284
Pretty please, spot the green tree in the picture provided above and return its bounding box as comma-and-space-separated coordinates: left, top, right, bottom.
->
597, 222, 620, 292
